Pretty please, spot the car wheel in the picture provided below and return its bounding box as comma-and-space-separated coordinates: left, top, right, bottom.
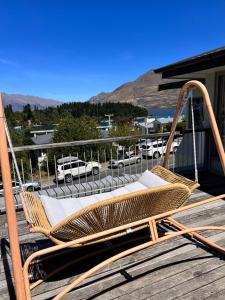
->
136, 158, 141, 164
92, 167, 99, 175
65, 174, 73, 183
153, 151, 161, 159
173, 146, 178, 154
118, 162, 124, 169
26, 186, 34, 192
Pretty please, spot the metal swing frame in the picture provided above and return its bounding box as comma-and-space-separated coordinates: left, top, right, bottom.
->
1, 80, 225, 299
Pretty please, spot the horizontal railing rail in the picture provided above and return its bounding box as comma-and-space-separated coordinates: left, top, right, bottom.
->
10, 132, 178, 152
0, 129, 209, 213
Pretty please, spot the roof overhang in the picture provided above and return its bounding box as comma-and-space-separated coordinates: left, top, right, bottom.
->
158, 79, 205, 91
154, 46, 225, 78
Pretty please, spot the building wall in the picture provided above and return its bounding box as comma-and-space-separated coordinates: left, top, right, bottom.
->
199, 71, 225, 175
175, 131, 206, 172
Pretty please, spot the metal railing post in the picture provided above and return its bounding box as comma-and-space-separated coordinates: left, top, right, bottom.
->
0, 93, 27, 299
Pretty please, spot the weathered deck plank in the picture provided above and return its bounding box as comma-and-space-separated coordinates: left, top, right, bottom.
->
1, 185, 225, 300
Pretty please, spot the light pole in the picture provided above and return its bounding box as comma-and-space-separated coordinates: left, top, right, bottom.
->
105, 114, 114, 127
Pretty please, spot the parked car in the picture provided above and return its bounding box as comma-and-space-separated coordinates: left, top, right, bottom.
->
0, 180, 41, 196
56, 159, 101, 183
109, 153, 142, 169
141, 139, 180, 159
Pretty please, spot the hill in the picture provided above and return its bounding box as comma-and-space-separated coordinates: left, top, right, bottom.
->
1, 93, 62, 111
89, 70, 179, 108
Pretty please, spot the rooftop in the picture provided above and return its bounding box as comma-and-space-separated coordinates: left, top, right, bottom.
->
154, 46, 225, 78
31, 132, 54, 145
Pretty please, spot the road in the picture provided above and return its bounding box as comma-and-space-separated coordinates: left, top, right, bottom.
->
41, 156, 175, 190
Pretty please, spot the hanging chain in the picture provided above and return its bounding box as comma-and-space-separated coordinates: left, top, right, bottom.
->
4, 117, 33, 222
190, 90, 198, 183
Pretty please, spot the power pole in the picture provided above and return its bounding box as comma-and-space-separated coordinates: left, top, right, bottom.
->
105, 114, 113, 127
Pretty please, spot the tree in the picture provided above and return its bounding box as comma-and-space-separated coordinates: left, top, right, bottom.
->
47, 116, 102, 172
23, 104, 33, 124
53, 116, 100, 143
5, 105, 17, 127
109, 124, 141, 148
6, 128, 33, 180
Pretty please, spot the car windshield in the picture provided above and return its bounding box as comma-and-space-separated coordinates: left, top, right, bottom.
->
117, 155, 125, 160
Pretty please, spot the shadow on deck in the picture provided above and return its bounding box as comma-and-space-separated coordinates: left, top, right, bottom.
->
1, 172, 225, 300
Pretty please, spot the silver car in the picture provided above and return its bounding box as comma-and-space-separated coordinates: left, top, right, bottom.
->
0, 180, 41, 196
109, 153, 141, 169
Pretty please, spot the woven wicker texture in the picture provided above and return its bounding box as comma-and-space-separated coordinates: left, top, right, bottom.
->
51, 183, 190, 241
20, 165, 197, 243
151, 165, 200, 192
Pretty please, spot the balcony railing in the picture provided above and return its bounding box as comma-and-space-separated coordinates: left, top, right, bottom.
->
0, 129, 209, 212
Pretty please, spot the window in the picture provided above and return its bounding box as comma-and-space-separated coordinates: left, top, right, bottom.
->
71, 162, 79, 169
63, 164, 74, 170
78, 161, 86, 167
153, 143, 162, 148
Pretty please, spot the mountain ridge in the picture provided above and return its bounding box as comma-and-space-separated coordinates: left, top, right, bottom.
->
89, 70, 179, 108
1, 92, 62, 111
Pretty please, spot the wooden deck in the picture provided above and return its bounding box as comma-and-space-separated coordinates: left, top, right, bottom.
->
1, 173, 225, 300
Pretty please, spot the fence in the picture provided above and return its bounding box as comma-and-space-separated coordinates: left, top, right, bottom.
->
0, 130, 209, 212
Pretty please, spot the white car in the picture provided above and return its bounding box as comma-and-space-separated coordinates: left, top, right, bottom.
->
141, 140, 179, 159
56, 159, 101, 183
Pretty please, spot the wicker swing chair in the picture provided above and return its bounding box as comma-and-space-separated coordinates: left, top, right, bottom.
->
12, 80, 225, 300
20, 165, 198, 245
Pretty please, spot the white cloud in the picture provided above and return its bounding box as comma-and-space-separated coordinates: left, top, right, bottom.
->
0, 58, 16, 66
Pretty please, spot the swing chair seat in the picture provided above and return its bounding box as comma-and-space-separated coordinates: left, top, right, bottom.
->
20, 165, 199, 245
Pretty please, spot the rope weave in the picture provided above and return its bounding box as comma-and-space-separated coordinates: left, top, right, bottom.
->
4, 118, 33, 223
190, 90, 198, 183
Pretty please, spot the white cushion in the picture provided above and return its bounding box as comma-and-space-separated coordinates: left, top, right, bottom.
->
41, 170, 169, 227
60, 193, 114, 217
60, 196, 87, 216
40, 195, 66, 227
125, 181, 147, 192
138, 170, 169, 188
111, 187, 129, 197
95, 192, 114, 201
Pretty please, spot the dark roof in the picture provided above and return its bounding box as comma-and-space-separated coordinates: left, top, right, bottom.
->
154, 46, 225, 78
31, 133, 54, 145
30, 124, 57, 131
158, 78, 205, 91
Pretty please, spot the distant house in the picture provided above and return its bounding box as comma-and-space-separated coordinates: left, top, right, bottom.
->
30, 125, 57, 167
31, 132, 54, 145
133, 117, 156, 134
97, 120, 113, 132
30, 124, 58, 138
154, 46, 225, 175
133, 117, 155, 127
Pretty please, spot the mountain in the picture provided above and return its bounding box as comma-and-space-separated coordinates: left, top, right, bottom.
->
89, 70, 179, 108
1, 93, 62, 111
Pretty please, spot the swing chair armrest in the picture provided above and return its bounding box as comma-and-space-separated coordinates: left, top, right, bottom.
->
151, 165, 200, 192
19, 191, 52, 232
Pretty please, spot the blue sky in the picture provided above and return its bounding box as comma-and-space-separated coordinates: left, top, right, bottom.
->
0, 0, 225, 102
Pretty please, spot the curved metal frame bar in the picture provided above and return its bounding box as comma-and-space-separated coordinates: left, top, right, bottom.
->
53, 226, 225, 300
1, 80, 224, 299
23, 193, 225, 299
163, 80, 225, 174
